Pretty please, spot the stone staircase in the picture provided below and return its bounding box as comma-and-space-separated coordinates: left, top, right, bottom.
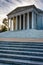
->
0, 42, 43, 65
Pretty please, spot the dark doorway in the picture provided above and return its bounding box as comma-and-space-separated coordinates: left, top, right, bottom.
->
17, 16, 19, 30
21, 15, 23, 30
29, 12, 32, 29
25, 13, 27, 29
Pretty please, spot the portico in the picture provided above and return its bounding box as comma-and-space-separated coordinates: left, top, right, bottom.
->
7, 5, 43, 31
8, 12, 34, 31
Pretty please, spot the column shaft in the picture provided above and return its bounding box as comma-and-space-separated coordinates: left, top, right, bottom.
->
23, 14, 25, 30
32, 12, 34, 29
8, 19, 10, 30
10, 19, 12, 31
11, 19, 14, 31
16, 16, 18, 30
10, 18, 14, 31
8, 18, 9, 30
19, 15, 21, 30
27, 12, 29, 29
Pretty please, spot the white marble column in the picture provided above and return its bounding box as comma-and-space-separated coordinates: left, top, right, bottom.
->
19, 15, 21, 30
8, 18, 10, 30
8, 19, 10, 28
16, 16, 18, 30
32, 12, 34, 29
10, 19, 12, 31
12, 18, 14, 31
11, 19, 14, 31
10, 18, 14, 31
23, 14, 25, 30
27, 12, 29, 29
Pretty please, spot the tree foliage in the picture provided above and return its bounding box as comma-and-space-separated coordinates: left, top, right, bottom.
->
2, 18, 8, 32
0, 25, 7, 32
3, 18, 8, 27
1, 25, 7, 32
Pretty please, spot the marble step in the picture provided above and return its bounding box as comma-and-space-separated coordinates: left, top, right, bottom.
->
0, 53, 43, 59
0, 46, 43, 50
0, 47, 43, 52
0, 42, 43, 46
0, 49, 43, 56
0, 49, 43, 54
0, 58, 43, 65
0, 44, 43, 47
0, 45, 43, 49
0, 53, 43, 62
0, 50, 43, 57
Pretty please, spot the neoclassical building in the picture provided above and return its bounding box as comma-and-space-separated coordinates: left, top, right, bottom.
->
7, 5, 43, 31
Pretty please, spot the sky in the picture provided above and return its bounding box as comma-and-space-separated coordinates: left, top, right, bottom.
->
0, 0, 43, 24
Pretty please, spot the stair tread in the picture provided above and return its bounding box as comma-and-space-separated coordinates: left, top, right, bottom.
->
0, 53, 43, 59
0, 47, 43, 52
0, 47, 43, 50
0, 49, 43, 54
0, 45, 43, 47
0, 58, 43, 65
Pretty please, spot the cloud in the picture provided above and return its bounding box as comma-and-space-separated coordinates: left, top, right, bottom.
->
0, 0, 43, 23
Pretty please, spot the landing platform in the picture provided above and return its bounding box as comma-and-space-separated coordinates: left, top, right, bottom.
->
0, 29, 43, 42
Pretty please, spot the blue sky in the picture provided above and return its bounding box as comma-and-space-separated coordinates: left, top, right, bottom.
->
0, 0, 43, 23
